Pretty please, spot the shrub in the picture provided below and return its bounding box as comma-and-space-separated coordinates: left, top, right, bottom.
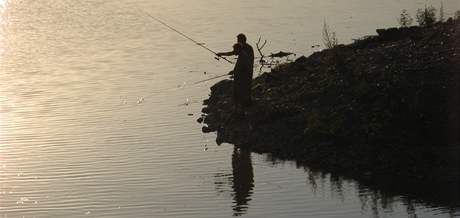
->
455, 10, 460, 20
322, 20, 338, 49
416, 6, 437, 26
398, 9, 413, 27
439, 2, 445, 22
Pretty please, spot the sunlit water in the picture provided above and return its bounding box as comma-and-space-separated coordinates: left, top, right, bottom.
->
0, 0, 459, 217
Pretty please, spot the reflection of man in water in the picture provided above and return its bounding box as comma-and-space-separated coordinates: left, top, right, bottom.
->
231, 147, 254, 216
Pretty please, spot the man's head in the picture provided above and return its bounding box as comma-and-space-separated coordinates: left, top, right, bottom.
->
232, 43, 242, 55
237, 33, 247, 44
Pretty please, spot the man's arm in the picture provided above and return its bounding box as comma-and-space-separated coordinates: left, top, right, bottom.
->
216, 51, 235, 57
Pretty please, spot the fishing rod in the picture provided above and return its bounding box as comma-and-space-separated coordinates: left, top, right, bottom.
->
193, 72, 231, 85
141, 11, 233, 64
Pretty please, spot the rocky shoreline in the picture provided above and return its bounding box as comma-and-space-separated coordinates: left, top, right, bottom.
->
199, 20, 459, 197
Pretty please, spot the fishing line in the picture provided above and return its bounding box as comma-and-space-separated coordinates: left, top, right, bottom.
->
75, 3, 234, 106
133, 8, 235, 89
139, 9, 233, 64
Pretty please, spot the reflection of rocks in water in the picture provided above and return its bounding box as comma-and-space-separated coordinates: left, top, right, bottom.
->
231, 147, 254, 216
271, 155, 459, 218
256, 154, 460, 218
304, 168, 411, 218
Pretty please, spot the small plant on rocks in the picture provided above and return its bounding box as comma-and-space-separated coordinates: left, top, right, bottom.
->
439, 2, 445, 22
416, 6, 437, 26
454, 10, 460, 20
322, 20, 338, 49
398, 9, 413, 27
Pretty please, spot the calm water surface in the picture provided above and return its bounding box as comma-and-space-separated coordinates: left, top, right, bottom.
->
0, 0, 459, 217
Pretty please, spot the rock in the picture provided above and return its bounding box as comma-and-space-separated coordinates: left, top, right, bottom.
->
202, 126, 214, 133
294, 55, 308, 64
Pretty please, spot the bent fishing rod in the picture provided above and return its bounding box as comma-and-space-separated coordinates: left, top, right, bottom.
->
141, 11, 233, 64
193, 72, 231, 84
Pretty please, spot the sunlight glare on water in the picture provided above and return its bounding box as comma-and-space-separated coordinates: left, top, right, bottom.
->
0, 0, 458, 217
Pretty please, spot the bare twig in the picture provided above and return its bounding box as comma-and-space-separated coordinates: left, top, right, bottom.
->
256, 37, 267, 62
255, 36, 295, 73
256, 36, 269, 72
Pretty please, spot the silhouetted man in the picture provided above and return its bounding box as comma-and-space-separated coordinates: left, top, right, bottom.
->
217, 33, 254, 68
217, 34, 254, 108
224, 43, 252, 109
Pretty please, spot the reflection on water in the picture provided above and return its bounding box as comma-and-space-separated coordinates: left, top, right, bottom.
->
213, 147, 254, 216
214, 147, 459, 217
265, 154, 459, 218
231, 147, 254, 216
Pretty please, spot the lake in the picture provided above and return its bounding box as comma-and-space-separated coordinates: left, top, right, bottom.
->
0, 0, 458, 217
